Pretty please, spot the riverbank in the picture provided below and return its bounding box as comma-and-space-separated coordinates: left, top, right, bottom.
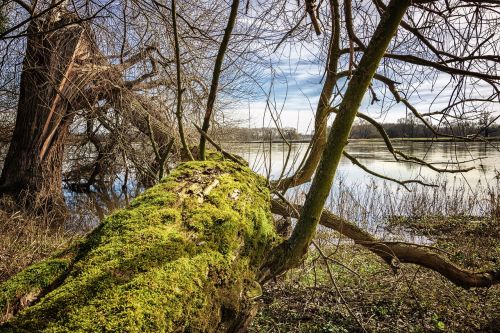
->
225, 137, 500, 144
250, 215, 500, 332
1, 157, 498, 331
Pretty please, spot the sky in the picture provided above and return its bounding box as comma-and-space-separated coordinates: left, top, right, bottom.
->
228, 53, 498, 134
225, 4, 499, 135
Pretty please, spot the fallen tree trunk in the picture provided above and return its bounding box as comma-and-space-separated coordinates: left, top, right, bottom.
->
0, 161, 277, 332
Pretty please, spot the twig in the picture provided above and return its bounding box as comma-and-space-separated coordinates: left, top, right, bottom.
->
193, 123, 245, 165
312, 240, 368, 333
171, 0, 194, 161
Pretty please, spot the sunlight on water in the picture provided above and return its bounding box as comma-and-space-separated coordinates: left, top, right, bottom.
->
228, 140, 499, 187
228, 140, 500, 242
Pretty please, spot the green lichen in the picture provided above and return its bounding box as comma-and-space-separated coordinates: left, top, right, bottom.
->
0, 161, 277, 332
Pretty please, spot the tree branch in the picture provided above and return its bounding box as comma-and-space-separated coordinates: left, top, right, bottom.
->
199, 0, 240, 160
342, 151, 438, 189
262, 0, 412, 280
271, 200, 500, 289
273, 0, 340, 191
171, 0, 193, 161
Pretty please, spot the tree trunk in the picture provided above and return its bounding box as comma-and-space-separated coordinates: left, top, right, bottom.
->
0, 160, 277, 332
0, 15, 85, 217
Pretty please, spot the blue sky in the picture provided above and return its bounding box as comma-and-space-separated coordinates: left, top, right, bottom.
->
229, 60, 497, 134
225, 27, 499, 134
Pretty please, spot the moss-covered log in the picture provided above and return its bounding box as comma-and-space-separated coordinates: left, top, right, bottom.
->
0, 161, 277, 332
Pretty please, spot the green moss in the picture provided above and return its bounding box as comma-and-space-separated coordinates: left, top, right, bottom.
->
1, 161, 277, 332
0, 259, 71, 320
0, 10, 6, 34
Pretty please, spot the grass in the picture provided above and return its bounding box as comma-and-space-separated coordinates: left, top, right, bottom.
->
249, 173, 500, 332
0, 205, 75, 283
250, 216, 500, 332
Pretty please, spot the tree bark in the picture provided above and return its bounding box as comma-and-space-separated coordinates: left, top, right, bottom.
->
261, 0, 412, 279
0, 14, 85, 217
0, 160, 276, 332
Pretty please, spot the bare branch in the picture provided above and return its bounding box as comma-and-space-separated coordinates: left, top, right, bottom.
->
342, 151, 438, 189
271, 200, 500, 289
171, 0, 193, 161
199, 0, 240, 160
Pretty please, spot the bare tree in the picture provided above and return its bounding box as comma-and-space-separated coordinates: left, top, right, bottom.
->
0, 3, 91, 218
0, 0, 256, 215
1, 0, 499, 331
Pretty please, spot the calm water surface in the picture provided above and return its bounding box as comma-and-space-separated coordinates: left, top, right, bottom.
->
228, 140, 499, 242
228, 140, 500, 188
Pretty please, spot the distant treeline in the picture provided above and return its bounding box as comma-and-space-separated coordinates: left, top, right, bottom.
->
216, 127, 305, 142
217, 118, 499, 142
349, 118, 500, 139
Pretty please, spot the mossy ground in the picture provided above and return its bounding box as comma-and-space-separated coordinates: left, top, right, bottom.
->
0, 160, 277, 332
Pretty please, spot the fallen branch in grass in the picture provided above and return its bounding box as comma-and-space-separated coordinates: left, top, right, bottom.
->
271, 199, 499, 289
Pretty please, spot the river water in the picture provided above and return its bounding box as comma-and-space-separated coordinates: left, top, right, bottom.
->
228, 140, 499, 187
65, 139, 499, 239
228, 140, 499, 241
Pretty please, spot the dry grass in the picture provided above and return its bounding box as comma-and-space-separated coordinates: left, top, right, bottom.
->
251, 220, 500, 332
251, 176, 500, 332
0, 201, 76, 282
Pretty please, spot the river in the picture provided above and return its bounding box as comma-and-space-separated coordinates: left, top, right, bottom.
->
228, 140, 499, 187
228, 140, 499, 241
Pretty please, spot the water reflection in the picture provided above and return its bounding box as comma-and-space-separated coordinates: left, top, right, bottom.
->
63, 140, 499, 237
228, 140, 499, 242
228, 140, 500, 188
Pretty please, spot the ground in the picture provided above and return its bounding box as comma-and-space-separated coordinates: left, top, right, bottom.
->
1, 179, 498, 332
250, 215, 500, 333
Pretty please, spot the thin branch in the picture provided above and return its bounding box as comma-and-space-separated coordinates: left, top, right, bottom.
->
343, 151, 438, 189
271, 200, 500, 289
199, 0, 240, 160
274, 0, 340, 191
312, 240, 368, 333
330, 108, 477, 174
12, 0, 33, 13
0, 0, 66, 40
171, 0, 193, 161
193, 123, 246, 165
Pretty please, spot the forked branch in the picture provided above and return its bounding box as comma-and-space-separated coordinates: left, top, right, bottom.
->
262, 0, 412, 280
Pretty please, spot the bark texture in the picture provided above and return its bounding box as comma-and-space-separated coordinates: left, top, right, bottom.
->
0, 161, 277, 332
0, 13, 87, 214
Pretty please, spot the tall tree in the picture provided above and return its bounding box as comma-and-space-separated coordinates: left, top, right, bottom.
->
0, 7, 87, 217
